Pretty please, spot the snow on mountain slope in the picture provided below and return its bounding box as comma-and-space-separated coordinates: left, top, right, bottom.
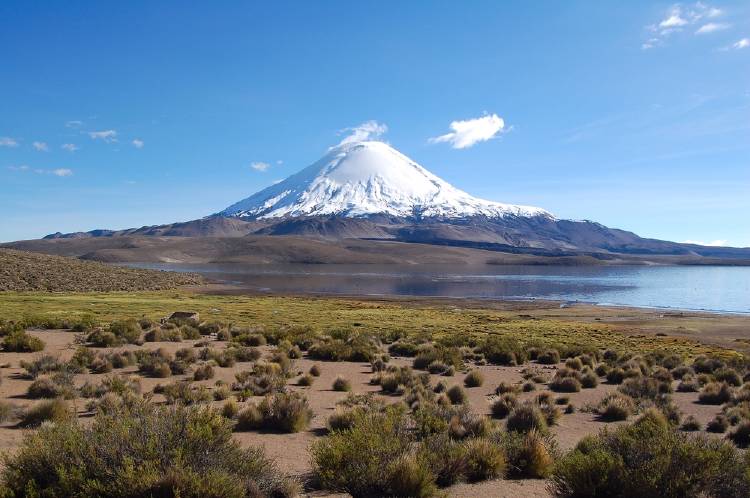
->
220, 141, 552, 220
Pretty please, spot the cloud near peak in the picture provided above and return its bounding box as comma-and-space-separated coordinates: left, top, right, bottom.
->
336, 121, 388, 147
429, 114, 506, 149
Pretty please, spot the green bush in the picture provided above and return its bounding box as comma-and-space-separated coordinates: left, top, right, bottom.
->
478, 336, 527, 366
2, 331, 45, 352
388, 453, 437, 498
109, 319, 142, 344
4, 398, 298, 497
550, 410, 750, 498
311, 407, 414, 496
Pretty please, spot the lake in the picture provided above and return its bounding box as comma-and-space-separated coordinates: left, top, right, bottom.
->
128, 263, 750, 314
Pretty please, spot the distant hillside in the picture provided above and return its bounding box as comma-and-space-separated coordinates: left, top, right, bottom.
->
0, 249, 202, 292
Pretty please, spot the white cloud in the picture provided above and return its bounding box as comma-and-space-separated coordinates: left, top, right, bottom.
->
645, 3, 728, 49
696, 22, 729, 34
65, 120, 83, 128
659, 9, 688, 29
61, 143, 79, 152
132, 138, 144, 149
33, 141, 48, 151
88, 129, 118, 142
337, 120, 388, 147
7, 165, 72, 177
733, 38, 750, 49
0, 136, 19, 147
429, 113, 506, 149
682, 239, 728, 246
250, 161, 270, 172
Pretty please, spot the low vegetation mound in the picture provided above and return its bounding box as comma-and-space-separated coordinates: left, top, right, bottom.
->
0, 249, 202, 292
1, 397, 298, 497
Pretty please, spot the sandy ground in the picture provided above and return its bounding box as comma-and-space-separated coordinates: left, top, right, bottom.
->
0, 328, 729, 497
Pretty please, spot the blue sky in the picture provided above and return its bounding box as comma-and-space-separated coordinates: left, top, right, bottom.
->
1, 1, 748, 246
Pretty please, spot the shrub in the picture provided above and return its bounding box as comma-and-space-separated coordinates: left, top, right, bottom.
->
565, 357, 583, 371
478, 336, 527, 366
213, 385, 231, 401
714, 367, 742, 387
495, 381, 520, 395
619, 376, 670, 401
388, 453, 437, 498
500, 429, 555, 478
5, 397, 297, 496
461, 438, 507, 482
507, 402, 548, 434
464, 370, 484, 388
680, 415, 701, 432
729, 421, 750, 448
311, 408, 414, 496
491, 394, 517, 419
309, 364, 322, 376
581, 371, 599, 389
27, 377, 68, 399
550, 410, 750, 498
18, 398, 73, 428
327, 408, 359, 432
3, 331, 45, 352
221, 398, 239, 418
597, 393, 635, 422
537, 349, 561, 365
698, 382, 733, 405
550, 376, 581, 393
606, 367, 625, 384
706, 414, 729, 433
677, 378, 700, 392
298, 374, 314, 386
522, 381, 536, 392
144, 328, 165, 342
332, 376, 352, 392
0, 401, 18, 423
193, 364, 215, 381
446, 385, 467, 405
109, 319, 141, 344
256, 392, 313, 433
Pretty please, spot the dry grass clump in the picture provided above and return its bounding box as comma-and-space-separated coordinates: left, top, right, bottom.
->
549, 373, 582, 393
506, 402, 549, 434
18, 398, 73, 428
0, 248, 202, 292
332, 376, 352, 392
446, 385, 468, 405
498, 429, 557, 478
698, 382, 733, 405
596, 392, 635, 422
463, 369, 484, 388
234, 392, 313, 433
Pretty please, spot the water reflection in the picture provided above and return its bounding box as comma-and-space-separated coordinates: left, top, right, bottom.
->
126, 263, 750, 313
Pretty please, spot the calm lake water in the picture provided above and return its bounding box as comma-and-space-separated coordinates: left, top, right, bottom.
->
129, 263, 750, 313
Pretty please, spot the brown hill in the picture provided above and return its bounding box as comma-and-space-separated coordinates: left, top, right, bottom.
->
0, 248, 202, 292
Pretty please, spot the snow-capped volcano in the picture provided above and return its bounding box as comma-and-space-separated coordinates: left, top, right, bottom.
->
220, 141, 551, 220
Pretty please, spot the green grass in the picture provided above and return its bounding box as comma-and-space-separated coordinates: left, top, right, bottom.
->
0, 291, 738, 359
